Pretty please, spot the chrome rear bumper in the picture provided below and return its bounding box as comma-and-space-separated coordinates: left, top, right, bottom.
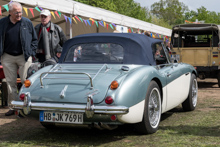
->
11, 101, 129, 114
11, 93, 129, 118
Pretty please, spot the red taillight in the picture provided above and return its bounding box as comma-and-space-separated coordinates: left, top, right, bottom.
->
194, 67, 197, 70
105, 96, 114, 104
111, 115, 117, 121
19, 93, 25, 101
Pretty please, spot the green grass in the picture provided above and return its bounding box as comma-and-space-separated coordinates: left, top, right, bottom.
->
0, 92, 219, 147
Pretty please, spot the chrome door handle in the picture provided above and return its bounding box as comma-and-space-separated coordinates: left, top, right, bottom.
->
167, 73, 171, 77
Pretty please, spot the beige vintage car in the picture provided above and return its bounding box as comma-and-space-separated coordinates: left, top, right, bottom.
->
171, 23, 220, 87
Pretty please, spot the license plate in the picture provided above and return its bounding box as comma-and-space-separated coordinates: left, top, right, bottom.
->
39, 111, 83, 124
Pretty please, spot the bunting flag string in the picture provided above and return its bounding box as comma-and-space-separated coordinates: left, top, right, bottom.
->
0, 2, 116, 32
0, 2, 120, 33
0, 1, 166, 36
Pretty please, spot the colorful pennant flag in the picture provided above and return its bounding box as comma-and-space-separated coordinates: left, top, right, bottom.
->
100, 21, 104, 26
75, 16, 81, 22
99, 21, 104, 27
23, 7, 28, 16
78, 16, 83, 22
35, 6, 41, 12
89, 18, 94, 22
87, 20, 91, 26
112, 23, 116, 27
68, 17, 72, 24
50, 11, 56, 19
103, 21, 106, 27
109, 24, 114, 30
64, 15, 67, 22
95, 21, 98, 27
89, 18, 95, 25
130, 28, 133, 33
84, 19, 87, 25
72, 17, 77, 24
55, 11, 60, 18
58, 11, 61, 17
29, 8, 34, 17
39, 7, 43, 11
3, 4, 9, 11
106, 23, 108, 30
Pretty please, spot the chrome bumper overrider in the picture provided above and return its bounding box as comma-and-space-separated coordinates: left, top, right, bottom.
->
10, 93, 129, 118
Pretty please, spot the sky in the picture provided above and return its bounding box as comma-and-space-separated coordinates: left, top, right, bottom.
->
134, 0, 219, 13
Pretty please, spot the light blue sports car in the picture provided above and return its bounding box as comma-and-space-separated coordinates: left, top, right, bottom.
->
11, 33, 198, 134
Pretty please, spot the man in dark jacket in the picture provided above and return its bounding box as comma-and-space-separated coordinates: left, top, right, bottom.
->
0, 2, 38, 116
35, 9, 67, 63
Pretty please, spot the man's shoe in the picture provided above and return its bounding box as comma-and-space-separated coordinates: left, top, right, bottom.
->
5, 110, 15, 116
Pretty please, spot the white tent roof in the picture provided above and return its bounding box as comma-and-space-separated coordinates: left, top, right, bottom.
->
6, 0, 172, 36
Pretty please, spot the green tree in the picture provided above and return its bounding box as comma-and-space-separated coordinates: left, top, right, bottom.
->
185, 7, 220, 24
151, 0, 188, 25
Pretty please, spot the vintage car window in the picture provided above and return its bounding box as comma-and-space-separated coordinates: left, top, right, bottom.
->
152, 43, 168, 65
64, 43, 124, 63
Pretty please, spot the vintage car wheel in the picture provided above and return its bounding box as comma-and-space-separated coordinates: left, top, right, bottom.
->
182, 74, 198, 111
134, 81, 161, 134
40, 122, 56, 129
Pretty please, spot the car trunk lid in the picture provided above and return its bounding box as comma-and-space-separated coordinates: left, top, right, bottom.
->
29, 64, 122, 104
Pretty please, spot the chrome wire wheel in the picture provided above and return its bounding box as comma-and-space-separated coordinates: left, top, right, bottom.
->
192, 78, 198, 107
182, 74, 197, 111
148, 88, 161, 128
134, 81, 161, 134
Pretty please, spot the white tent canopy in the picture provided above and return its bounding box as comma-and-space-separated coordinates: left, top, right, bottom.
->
4, 0, 171, 37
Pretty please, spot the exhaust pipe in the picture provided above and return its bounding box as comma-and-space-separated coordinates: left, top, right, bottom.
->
93, 122, 104, 130
100, 122, 118, 130
93, 122, 118, 130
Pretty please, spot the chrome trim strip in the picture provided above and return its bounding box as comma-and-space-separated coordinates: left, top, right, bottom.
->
10, 101, 129, 114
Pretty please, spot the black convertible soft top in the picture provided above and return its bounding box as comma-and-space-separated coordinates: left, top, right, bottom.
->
59, 33, 162, 65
